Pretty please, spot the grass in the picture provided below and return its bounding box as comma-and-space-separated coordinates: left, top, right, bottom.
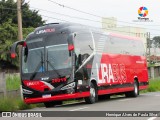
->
6, 74, 21, 90
141, 78, 160, 93
0, 97, 39, 111
148, 78, 160, 91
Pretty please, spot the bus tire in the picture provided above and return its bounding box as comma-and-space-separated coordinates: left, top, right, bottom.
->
44, 101, 62, 108
85, 82, 97, 104
125, 80, 139, 97
131, 80, 139, 97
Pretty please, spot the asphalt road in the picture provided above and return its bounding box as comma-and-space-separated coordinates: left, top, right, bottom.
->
1, 92, 160, 120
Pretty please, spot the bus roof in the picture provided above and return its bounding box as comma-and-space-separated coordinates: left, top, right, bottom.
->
26, 22, 143, 41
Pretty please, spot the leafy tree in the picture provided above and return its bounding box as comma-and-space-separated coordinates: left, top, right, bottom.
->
21, 2, 45, 27
0, 19, 34, 67
0, 19, 18, 64
153, 36, 160, 48
0, 0, 45, 70
0, 0, 15, 22
0, 0, 45, 27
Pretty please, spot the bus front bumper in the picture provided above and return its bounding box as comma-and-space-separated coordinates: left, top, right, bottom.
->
24, 91, 90, 104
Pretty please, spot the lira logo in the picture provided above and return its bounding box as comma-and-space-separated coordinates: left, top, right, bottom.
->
96, 63, 127, 84
36, 28, 55, 34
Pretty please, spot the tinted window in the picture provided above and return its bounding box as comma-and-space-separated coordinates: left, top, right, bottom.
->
93, 32, 145, 56
74, 31, 93, 56
22, 47, 44, 73
46, 44, 72, 70
106, 37, 133, 55
108, 37, 145, 56
93, 32, 108, 53
131, 40, 145, 56
45, 33, 68, 46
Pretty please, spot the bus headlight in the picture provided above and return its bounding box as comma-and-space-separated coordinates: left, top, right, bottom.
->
61, 82, 75, 90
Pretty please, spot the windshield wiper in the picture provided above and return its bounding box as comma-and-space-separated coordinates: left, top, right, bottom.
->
30, 51, 44, 80
46, 50, 62, 78
88, 45, 93, 51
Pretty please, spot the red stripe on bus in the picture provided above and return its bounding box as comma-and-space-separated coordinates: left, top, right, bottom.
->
98, 87, 134, 95
24, 91, 90, 104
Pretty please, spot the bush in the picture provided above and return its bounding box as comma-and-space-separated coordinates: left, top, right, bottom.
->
0, 97, 44, 111
141, 78, 160, 93
147, 79, 160, 92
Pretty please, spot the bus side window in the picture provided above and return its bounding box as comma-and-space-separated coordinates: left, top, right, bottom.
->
135, 40, 145, 56
93, 32, 109, 53
74, 32, 93, 61
130, 40, 145, 56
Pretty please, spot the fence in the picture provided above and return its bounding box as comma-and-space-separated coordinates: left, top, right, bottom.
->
0, 72, 20, 98
148, 65, 160, 79
0, 89, 20, 98
0, 72, 6, 97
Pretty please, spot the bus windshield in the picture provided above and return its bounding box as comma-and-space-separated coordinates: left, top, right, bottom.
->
22, 47, 44, 73
46, 44, 71, 71
22, 34, 72, 74
22, 44, 71, 74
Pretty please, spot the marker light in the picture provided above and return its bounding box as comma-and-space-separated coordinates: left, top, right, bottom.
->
11, 53, 16, 59
23, 42, 27, 47
68, 44, 74, 51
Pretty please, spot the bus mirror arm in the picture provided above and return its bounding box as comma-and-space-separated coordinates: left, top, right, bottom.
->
78, 54, 82, 66
10, 40, 26, 59
69, 51, 71, 56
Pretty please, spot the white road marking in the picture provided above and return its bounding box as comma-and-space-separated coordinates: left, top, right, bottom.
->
148, 117, 157, 120
118, 99, 131, 102
69, 107, 88, 111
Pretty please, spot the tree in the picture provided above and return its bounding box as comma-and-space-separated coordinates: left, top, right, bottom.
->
0, 19, 18, 63
0, 19, 34, 68
21, 2, 45, 27
0, 0, 44, 69
153, 36, 160, 48
0, 0, 45, 27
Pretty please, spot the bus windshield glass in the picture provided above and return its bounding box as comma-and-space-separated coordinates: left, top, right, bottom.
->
46, 44, 71, 71
22, 47, 44, 73
22, 33, 72, 74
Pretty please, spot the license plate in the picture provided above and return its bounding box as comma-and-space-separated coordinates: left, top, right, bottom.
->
42, 94, 51, 98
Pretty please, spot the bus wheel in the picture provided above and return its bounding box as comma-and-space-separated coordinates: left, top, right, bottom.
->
44, 101, 62, 108
85, 82, 97, 104
125, 80, 139, 97
131, 80, 139, 97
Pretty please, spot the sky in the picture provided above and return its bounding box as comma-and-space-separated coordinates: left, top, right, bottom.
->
25, 0, 160, 38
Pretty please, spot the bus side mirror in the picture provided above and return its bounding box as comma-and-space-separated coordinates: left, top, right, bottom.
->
10, 40, 27, 59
